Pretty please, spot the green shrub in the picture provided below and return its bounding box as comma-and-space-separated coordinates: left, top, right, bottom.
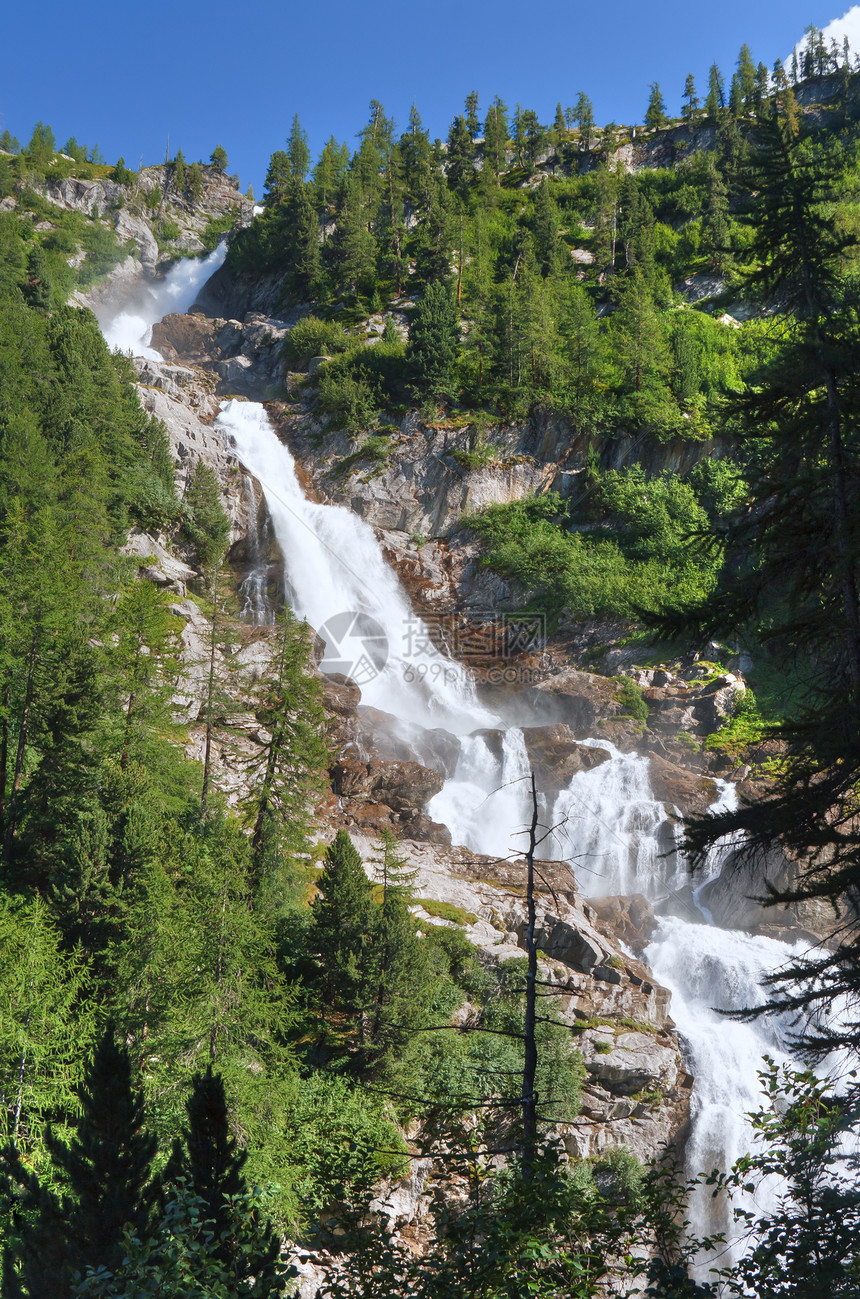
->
200, 211, 236, 252
594, 1039, 613, 1055
283, 315, 352, 367
616, 677, 649, 724
317, 366, 378, 435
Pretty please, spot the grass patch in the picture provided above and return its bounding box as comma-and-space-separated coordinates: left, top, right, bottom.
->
416, 898, 479, 927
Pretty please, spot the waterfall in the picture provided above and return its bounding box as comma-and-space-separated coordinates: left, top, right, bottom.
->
93, 225, 829, 1269
99, 242, 227, 359
215, 399, 496, 737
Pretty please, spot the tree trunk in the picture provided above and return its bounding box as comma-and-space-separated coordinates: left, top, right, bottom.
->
521, 771, 539, 1183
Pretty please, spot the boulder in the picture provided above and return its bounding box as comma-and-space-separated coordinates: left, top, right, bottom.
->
588, 893, 657, 955
646, 754, 717, 817
151, 312, 223, 363
521, 724, 610, 792
584, 1032, 680, 1096
331, 758, 444, 815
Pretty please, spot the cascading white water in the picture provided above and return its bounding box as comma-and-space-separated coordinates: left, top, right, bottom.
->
99, 242, 227, 359
216, 399, 496, 736
94, 229, 824, 1271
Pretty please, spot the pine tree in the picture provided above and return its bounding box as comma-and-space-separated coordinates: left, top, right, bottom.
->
244, 607, 328, 882
682, 74, 699, 120
575, 91, 595, 150
2, 1028, 159, 1289
22, 245, 51, 310
705, 63, 725, 119
263, 150, 291, 206
446, 114, 474, 198
210, 144, 228, 173
172, 148, 186, 195
286, 113, 310, 189
187, 160, 203, 202
464, 90, 481, 140
311, 830, 378, 1023
645, 83, 667, 130
729, 72, 744, 119
161, 1068, 282, 1285
738, 43, 757, 106
407, 278, 460, 402
482, 97, 509, 184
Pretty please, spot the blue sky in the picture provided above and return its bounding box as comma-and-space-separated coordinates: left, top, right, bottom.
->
0, 1, 853, 193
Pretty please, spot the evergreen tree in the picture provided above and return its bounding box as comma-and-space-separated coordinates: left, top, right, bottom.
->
2, 1029, 158, 1290
482, 97, 509, 184
738, 43, 757, 106
244, 607, 328, 881
446, 114, 474, 198
182, 458, 230, 569
575, 91, 595, 149
682, 73, 699, 119
22, 244, 51, 310
187, 160, 203, 202
705, 63, 725, 118
645, 83, 667, 130
161, 1068, 283, 1285
286, 113, 311, 189
729, 72, 744, 119
311, 830, 378, 1025
313, 136, 349, 206
407, 278, 460, 402
210, 144, 228, 173
172, 148, 186, 196
25, 122, 55, 170
464, 89, 481, 140
263, 150, 291, 206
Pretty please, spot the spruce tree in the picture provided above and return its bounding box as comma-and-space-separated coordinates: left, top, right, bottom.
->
210, 144, 228, 173
407, 278, 460, 402
2, 1028, 159, 1290
705, 63, 725, 118
482, 97, 509, 184
161, 1068, 282, 1284
311, 830, 378, 1021
682, 73, 699, 119
465, 90, 481, 140
172, 148, 186, 195
575, 91, 595, 150
645, 83, 667, 130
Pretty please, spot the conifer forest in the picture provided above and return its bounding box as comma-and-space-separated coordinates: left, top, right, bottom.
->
2, 20, 860, 1297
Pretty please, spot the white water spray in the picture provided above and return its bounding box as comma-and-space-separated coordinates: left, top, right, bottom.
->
99, 242, 227, 359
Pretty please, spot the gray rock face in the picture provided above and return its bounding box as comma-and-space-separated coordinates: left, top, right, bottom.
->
113, 209, 159, 269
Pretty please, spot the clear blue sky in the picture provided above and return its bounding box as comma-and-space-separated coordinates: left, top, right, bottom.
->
0, 1, 849, 193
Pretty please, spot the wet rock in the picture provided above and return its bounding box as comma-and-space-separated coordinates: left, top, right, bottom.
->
521, 724, 610, 791
588, 894, 657, 956
646, 755, 717, 817
332, 758, 444, 815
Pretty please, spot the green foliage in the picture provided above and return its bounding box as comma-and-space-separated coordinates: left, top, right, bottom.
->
282, 315, 352, 367
317, 363, 380, 434
465, 469, 721, 626
616, 677, 649, 723
209, 145, 228, 174
200, 212, 235, 252
181, 459, 230, 568
418, 898, 479, 926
